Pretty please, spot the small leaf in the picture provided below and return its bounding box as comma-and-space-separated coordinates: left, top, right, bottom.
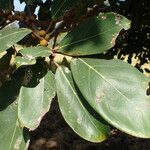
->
15, 56, 36, 68
0, 28, 32, 52
71, 58, 150, 138
18, 71, 56, 129
15, 46, 51, 67
59, 12, 131, 56
19, 46, 51, 58
55, 67, 110, 142
0, 71, 29, 149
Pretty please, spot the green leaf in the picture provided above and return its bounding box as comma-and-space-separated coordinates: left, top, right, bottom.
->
0, 28, 32, 52
19, 46, 51, 58
59, 13, 131, 56
71, 58, 150, 138
15, 46, 51, 67
51, 0, 78, 18
18, 71, 56, 129
0, 69, 30, 149
15, 56, 36, 68
0, 106, 29, 149
55, 67, 110, 142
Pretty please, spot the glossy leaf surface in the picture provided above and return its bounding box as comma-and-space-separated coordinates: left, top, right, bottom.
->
15, 46, 51, 67
55, 67, 110, 142
0, 28, 31, 52
59, 13, 130, 55
18, 71, 56, 129
71, 58, 150, 138
19, 46, 51, 58
0, 106, 28, 150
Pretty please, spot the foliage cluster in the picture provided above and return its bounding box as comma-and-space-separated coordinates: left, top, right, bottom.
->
0, 0, 149, 149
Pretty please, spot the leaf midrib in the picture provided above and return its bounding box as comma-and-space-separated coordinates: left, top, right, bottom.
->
59, 68, 106, 133
60, 27, 117, 49
79, 59, 130, 101
0, 29, 30, 41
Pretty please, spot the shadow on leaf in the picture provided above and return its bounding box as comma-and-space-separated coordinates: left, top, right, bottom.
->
72, 76, 109, 126
0, 59, 48, 111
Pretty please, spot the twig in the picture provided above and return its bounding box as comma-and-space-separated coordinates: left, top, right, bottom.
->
46, 20, 55, 33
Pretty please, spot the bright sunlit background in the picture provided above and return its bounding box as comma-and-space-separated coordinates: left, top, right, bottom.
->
14, 0, 25, 11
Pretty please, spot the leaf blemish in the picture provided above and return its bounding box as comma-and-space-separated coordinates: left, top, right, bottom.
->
101, 15, 107, 20
25, 55, 34, 60
64, 67, 70, 73
14, 137, 22, 150
96, 91, 105, 103
115, 15, 121, 25
77, 118, 82, 124
135, 106, 140, 111
111, 35, 117, 46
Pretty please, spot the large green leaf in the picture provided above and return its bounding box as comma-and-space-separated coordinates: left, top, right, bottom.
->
19, 46, 51, 58
18, 71, 56, 130
0, 106, 28, 150
59, 13, 130, 56
15, 46, 51, 67
71, 58, 150, 138
0, 62, 55, 149
0, 28, 31, 52
55, 67, 110, 142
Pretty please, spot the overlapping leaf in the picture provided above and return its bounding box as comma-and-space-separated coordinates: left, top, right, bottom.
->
71, 58, 150, 138
18, 71, 56, 129
0, 28, 31, 52
55, 67, 110, 142
15, 46, 51, 67
59, 13, 130, 55
0, 106, 28, 150
0, 66, 56, 149
0, 76, 28, 149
